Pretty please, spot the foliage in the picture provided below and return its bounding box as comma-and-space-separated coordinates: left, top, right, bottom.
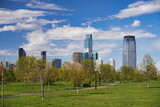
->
140, 54, 157, 81
120, 65, 134, 81
81, 59, 95, 85
100, 64, 115, 82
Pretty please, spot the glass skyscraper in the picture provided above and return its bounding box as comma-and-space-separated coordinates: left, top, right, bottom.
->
82, 34, 98, 62
123, 36, 136, 69
92, 52, 98, 61
52, 59, 61, 68
41, 51, 46, 60
18, 48, 26, 58
84, 34, 92, 53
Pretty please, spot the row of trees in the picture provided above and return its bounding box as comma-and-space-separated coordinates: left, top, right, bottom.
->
0, 54, 160, 87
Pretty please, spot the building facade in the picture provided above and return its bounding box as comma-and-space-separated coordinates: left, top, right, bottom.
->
41, 51, 46, 60
18, 48, 26, 58
84, 34, 92, 53
92, 52, 98, 61
52, 59, 61, 68
108, 58, 115, 69
72, 52, 83, 64
95, 58, 103, 71
83, 34, 98, 61
123, 35, 136, 69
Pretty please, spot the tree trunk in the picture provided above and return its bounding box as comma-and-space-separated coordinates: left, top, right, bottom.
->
41, 74, 44, 101
48, 80, 50, 90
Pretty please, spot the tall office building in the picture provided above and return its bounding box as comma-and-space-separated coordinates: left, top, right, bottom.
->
72, 52, 83, 64
52, 59, 61, 68
92, 52, 98, 61
84, 34, 92, 53
123, 36, 136, 69
83, 52, 91, 60
108, 58, 115, 69
41, 51, 46, 60
95, 58, 103, 71
18, 48, 26, 58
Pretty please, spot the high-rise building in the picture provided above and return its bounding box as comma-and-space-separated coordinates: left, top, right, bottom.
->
84, 34, 92, 53
72, 52, 83, 64
18, 48, 26, 58
41, 51, 46, 60
95, 58, 103, 71
123, 35, 136, 69
0, 60, 10, 70
108, 58, 115, 69
92, 52, 98, 61
52, 59, 61, 68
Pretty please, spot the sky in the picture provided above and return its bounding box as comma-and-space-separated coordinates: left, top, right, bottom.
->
0, 0, 160, 69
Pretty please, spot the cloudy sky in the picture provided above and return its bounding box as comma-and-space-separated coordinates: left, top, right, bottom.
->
0, 0, 160, 69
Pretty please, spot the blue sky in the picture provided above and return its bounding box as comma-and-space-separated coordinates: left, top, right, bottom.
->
0, 0, 160, 69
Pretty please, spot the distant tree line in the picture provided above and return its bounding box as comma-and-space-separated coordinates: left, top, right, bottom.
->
0, 54, 160, 87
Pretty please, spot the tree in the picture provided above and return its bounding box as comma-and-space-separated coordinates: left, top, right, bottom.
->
140, 54, 157, 86
60, 61, 83, 88
81, 59, 94, 86
3, 70, 16, 83
120, 65, 134, 82
100, 64, 115, 82
15, 56, 38, 85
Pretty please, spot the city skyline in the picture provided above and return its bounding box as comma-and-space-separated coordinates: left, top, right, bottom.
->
0, 0, 160, 69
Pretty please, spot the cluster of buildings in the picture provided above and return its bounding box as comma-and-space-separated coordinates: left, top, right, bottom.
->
18, 48, 62, 68
0, 34, 137, 71
72, 34, 116, 69
72, 35, 137, 70
0, 60, 15, 70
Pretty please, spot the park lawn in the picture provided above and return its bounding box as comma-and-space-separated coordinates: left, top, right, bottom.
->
0, 81, 110, 96
2, 81, 160, 107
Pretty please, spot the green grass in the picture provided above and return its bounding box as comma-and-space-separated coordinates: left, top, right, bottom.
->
1, 81, 160, 107
0, 81, 110, 96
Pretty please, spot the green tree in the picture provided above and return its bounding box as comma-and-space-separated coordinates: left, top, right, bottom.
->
81, 59, 94, 86
140, 54, 157, 86
120, 65, 134, 82
15, 56, 38, 85
3, 70, 16, 83
100, 64, 115, 82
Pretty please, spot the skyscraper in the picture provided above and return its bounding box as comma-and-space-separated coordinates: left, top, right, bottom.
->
108, 58, 115, 69
92, 52, 98, 61
72, 52, 83, 64
18, 48, 26, 58
52, 59, 61, 68
41, 51, 46, 60
84, 34, 92, 53
123, 35, 136, 69
95, 58, 103, 71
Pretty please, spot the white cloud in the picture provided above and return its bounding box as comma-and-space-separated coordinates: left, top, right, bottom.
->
82, 17, 108, 26
147, 25, 153, 27
110, 0, 160, 19
26, 1, 68, 10
94, 43, 117, 57
0, 19, 65, 32
132, 20, 141, 27
21, 25, 156, 57
0, 50, 16, 56
0, 8, 48, 24
0, 23, 39, 32
0, 8, 65, 32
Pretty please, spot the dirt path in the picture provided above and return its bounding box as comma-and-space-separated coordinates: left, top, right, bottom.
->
4, 82, 119, 98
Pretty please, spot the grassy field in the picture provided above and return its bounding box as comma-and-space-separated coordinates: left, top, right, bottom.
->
0, 81, 110, 96
1, 81, 160, 107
